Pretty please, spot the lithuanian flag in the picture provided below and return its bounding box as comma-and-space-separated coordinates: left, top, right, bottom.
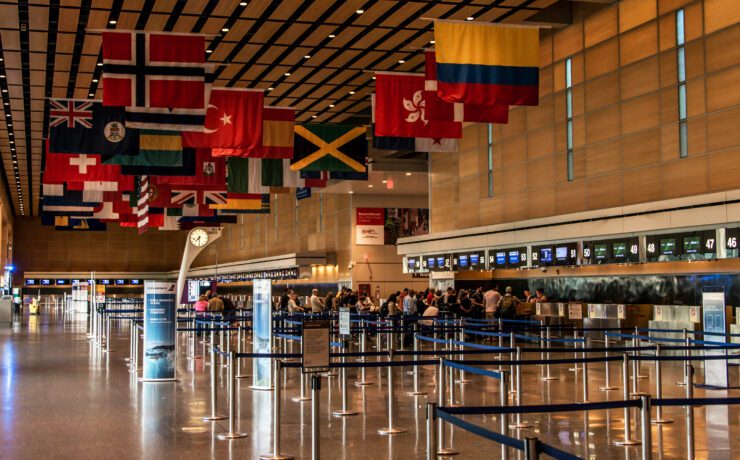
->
434, 21, 539, 106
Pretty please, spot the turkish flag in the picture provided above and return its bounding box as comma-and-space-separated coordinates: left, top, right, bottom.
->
425, 51, 509, 124
374, 72, 461, 139
43, 153, 124, 185
182, 88, 263, 150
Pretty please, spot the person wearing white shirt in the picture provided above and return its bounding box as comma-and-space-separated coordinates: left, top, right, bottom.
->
484, 286, 502, 320
309, 289, 325, 313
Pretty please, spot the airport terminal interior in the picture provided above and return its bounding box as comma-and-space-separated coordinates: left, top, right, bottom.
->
1, 0, 740, 458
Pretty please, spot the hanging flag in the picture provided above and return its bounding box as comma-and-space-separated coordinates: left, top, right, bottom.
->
135, 176, 150, 234
424, 51, 509, 124
374, 72, 461, 139
48, 100, 139, 156
120, 148, 196, 176
210, 193, 270, 213
41, 195, 98, 216
261, 158, 327, 188
225, 157, 269, 194
182, 88, 263, 150
154, 149, 225, 186
434, 21, 539, 106
371, 95, 458, 152
41, 216, 108, 231
212, 106, 295, 159
101, 31, 208, 131
291, 124, 367, 173
43, 153, 126, 185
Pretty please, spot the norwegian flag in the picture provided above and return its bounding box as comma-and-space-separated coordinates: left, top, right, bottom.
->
102, 31, 208, 131
136, 176, 149, 235
49, 99, 94, 128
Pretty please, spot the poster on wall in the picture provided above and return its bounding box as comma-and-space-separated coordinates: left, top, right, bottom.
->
356, 208, 385, 245
252, 278, 273, 389
142, 281, 177, 381
384, 208, 429, 245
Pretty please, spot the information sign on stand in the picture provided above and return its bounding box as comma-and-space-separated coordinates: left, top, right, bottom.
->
568, 303, 583, 320
252, 279, 273, 389
302, 320, 330, 374
702, 289, 729, 388
142, 281, 177, 381
339, 308, 350, 336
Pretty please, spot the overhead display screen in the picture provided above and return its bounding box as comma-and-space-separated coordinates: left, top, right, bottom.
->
555, 246, 568, 261
459, 254, 468, 268
56, 279, 68, 285
683, 235, 701, 254
496, 252, 506, 266
407, 258, 416, 270
612, 242, 627, 259
660, 238, 676, 256
508, 251, 520, 265
594, 244, 609, 260
130, 279, 141, 285
470, 253, 480, 267
40, 279, 51, 285
436, 256, 445, 269
540, 247, 553, 263
25, 279, 36, 285
427, 257, 436, 269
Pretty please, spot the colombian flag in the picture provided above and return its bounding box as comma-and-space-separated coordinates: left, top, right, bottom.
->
434, 21, 540, 106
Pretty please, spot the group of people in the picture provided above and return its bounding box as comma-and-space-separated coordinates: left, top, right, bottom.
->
279, 287, 376, 314
193, 290, 237, 320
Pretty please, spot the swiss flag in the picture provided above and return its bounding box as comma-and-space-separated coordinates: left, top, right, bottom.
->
374, 72, 461, 139
425, 51, 509, 124
43, 153, 124, 185
182, 88, 264, 150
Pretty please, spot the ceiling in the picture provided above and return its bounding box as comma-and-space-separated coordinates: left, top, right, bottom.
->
0, 0, 570, 218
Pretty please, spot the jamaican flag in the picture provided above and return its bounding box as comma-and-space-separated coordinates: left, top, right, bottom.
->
291, 124, 367, 173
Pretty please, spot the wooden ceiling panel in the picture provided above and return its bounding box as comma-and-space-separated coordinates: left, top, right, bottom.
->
0, 6, 20, 30
172, 16, 198, 33
57, 7, 80, 34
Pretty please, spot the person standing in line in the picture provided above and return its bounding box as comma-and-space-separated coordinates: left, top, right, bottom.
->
497, 287, 520, 320
279, 288, 291, 311
310, 289, 325, 313
288, 292, 304, 314
402, 289, 417, 315
325, 291, 335, 311
484, 286, 502, 320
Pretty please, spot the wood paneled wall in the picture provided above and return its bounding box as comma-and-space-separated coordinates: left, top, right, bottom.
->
431, 0, 740, 233
12, 217, 186, 276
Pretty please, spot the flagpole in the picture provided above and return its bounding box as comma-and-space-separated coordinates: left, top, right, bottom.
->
418, 18, 551, 29
85, 28, 221, 37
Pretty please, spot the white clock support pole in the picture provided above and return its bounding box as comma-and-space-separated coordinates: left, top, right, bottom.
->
176, 227, 223, 305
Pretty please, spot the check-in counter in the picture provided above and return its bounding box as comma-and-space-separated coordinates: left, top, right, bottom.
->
0, 296, 11, 325
649, 305, 701, 356
583, 304, 653, 340
516, 302, 536, 317
532, 302, 568, 335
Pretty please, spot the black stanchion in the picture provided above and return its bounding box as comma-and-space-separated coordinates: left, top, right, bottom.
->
311, 375, 321, 460
686, 364, 695, 460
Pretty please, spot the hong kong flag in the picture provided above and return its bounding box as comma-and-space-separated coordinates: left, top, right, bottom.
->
182, 88, 263, 150
43, 153, 124, 185
374, 72, 461, 139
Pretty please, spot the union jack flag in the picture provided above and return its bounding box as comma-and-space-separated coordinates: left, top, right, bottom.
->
49, 99, 94, 128
171, 189, 227, 206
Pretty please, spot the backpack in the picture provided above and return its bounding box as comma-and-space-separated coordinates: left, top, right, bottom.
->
500, 296, 516, 318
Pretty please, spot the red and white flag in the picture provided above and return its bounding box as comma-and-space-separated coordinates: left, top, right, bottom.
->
182, 88, 264, 150
102, 31, 208, 131
212, 106, 294, 159
137, 176, 149, 235
424, 51, 509, 124
374, 72, 461, 139
43, 153, 124, 185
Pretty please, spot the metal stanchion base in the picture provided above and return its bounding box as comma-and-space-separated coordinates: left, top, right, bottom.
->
248, 385, 274, 391
259, 453, 294, 460
614, 439, 641, 446
202, 415, 228, 421
651, 418, 674, 424
636, 375, 647, 379
407, 391, 427, 396
354, 381, 373, 386
629, 392, 650, 397
217, 432, 248, 440
457, 379, 471, 385
377, 427, 406, 435
540, 376, 558, 381
569, 367, 581, 372
332, 410, 358, 417
676, 381, 687, 386
510, 421, 534, 429
599, 386, 617, 391
236, 374, 252, 379
322, 372, 339, 378
291, 396, 311, 402
437, 448, 459, 456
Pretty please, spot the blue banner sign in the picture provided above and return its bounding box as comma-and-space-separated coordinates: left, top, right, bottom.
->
252, 279, 272, 388
143, 281, 177, 381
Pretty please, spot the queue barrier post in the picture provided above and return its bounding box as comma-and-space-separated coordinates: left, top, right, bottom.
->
260, 360, 292, 459
378, 351, 406, 434
500, 370, 510, 460
507, 332, 515, 372
600, 332, 616, 391
437, 357, 459, 456
447, 338, 457, 406
524, 437, 539, 460
640, 395, 652, 460
511, 347, 533, 429
614, 353, 640, 446
334, 338, 358, 416
311, 375, 321, 460
652, 344, 672, 424
686, 363, 695, 460
582, 338, 589, 403
293, 367, 310, 402
541, 326, 557, 381
569, 328, 580, 372
356, 319, 372, 386
457, 324, 470, 384
677, 330, 688, 386
635, 326, 646, 379
217, 351, 248, 439
409, 332, 427, 396
202, 345, 227, 422
426, 402, 438, 460
497, 318, 503, 361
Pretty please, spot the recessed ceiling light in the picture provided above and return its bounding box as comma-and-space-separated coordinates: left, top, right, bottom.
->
304, 55, 311, 59
5, 114, 9, 117
206, 49, 213, 53
430, 40, 435, 44
398, 60, 405, 63
239, 1, 247, 5
382, 180, 387, 184
368, 184, 373, 188
349, 91, 355, 95
267, 87, 274, 91
221, 28, 229, 32
89, 93, 94, 97
372, 76, 376, 80
311, 115, 317, 118
3, 102, 8, 106
1, 89, 6, 93
92, 79, 98, 83
109, 20, 117, 25
466, 17, 474, 21
356, 9, 364, 14
348, 190, 354, 194
97, 63, 103, 66
7, 124, 10, 127
329, 104, 334, 108
284, 72, 291, 76
328, 34, 336, 38
0, 75, 5, 78
405, 172, 412, 176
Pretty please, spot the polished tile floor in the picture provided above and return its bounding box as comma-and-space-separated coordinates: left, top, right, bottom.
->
0, 311, 738, 459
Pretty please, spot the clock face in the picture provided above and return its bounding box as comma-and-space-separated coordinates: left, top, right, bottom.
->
190, 228, 209, 247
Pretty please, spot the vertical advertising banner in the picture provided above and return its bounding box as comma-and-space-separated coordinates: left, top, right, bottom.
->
356, 208, 385, 245
143, 281, 177, 381
252, 278, 272, 388
702, 289, 729, 388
